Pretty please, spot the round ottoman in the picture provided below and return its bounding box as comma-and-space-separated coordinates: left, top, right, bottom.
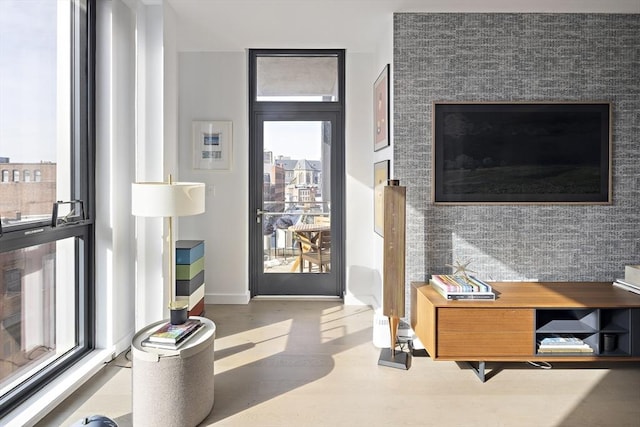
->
131, 316, 215, 427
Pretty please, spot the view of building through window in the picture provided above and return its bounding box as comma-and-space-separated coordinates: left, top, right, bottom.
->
0, 0, 62, 227
0, 0, 88, 412
262, 121, 331, 273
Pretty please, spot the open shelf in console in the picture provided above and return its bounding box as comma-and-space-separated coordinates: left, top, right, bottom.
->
535, 309, 598, 356
535, 308, 638, 357
598, 309, 632, 356
536, 309, 597, 334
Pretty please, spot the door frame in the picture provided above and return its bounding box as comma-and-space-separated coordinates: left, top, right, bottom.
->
248, 49, 345, 297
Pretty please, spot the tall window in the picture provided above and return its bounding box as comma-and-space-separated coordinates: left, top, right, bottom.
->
0, 0, 94, 417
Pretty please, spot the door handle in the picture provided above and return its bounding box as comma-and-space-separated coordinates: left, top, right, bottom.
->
256, 209, 266, 223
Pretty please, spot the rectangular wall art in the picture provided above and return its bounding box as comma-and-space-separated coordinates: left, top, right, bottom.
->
192, 120, 233, 170
374, 65, 390, 151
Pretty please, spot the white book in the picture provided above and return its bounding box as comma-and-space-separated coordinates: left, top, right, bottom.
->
176, 283, 205, 309
613, 281, 640, 295
625, 265, 640, 287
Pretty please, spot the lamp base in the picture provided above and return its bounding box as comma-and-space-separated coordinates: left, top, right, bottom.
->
169, 301, 189, 325
378, 348, 411, 370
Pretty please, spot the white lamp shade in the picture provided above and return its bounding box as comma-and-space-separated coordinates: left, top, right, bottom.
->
132, 182, 205, 217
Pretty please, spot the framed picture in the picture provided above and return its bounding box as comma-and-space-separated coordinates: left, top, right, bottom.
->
374, 160, 389, 236
192, 120, 233, 170
374, 64, 390, 151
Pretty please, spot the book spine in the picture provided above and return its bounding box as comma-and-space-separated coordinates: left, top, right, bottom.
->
431, 275, 493, 294
450, 276, 473, 292
431, 275, 456, 292
446, 293, 495, 300
467, 276, 492, 292
430, 283, 495, 300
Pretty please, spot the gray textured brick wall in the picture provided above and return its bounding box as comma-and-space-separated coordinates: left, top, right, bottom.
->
393, 14, 639, 296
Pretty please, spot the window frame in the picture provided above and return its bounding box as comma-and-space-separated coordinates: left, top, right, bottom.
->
0, 0, 95, 417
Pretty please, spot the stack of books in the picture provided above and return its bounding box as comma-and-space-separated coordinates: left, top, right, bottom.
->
141, 318, 203, 350
430, 274, 495, 300
537, 335, 594, 353
613, 265, 640, 296
176, 240, 206, 317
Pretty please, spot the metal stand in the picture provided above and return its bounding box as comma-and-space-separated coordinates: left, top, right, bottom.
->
466, 361, 486, 382
378, 347, 411, 370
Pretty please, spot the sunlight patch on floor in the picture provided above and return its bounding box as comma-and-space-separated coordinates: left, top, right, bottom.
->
214, 319, 293, 374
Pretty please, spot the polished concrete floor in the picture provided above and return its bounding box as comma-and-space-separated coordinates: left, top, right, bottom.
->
36, 301, 640, 426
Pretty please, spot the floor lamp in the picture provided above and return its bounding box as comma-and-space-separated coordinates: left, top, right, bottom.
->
132, 175, 205, 324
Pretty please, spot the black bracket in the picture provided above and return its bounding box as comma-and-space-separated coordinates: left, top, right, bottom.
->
52, 200, 85, 227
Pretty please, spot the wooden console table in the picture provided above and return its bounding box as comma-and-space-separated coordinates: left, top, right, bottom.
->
411, 281, 640, 381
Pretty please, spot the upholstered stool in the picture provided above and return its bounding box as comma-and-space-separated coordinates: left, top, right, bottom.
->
131, 317, 215, 427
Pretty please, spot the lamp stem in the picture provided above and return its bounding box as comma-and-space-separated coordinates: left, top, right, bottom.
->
167, 173, 174, 310
169, 214, 174, 309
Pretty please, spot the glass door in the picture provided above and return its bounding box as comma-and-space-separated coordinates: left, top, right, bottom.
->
251, 114, 342, 295
248, 49, 345, 297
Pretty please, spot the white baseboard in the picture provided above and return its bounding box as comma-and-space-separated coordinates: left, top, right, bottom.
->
344, 293, 379, 308
205, 290, 251, 305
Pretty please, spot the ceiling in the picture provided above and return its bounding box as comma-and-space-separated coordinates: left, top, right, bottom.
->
166, 0, 640, 52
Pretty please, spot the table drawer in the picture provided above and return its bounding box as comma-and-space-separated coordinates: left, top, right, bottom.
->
437, 308, 533, 357
438, 308, 532, 332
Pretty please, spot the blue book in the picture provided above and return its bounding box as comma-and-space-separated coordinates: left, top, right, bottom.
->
176, 240, 204, 265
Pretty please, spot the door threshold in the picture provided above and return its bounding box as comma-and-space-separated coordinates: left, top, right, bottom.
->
252, 295, 342, 302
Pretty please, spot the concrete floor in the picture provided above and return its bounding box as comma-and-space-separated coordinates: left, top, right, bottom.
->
36, 301, 640, 426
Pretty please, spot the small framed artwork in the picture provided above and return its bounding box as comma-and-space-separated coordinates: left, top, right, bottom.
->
193, 120, 233, 170
373, 64, 390, 151
374, 160, 389, 236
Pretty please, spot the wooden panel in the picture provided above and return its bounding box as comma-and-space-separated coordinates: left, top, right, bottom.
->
411, 283, 436, 356
382, 184, 406, 318
438, 332, 532, 357
437, 308, 533, 357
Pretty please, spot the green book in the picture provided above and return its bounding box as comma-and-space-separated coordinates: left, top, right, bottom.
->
176, 256, 204, 280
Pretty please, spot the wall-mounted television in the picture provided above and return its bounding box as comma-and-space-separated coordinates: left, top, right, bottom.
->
432, 102, 611, 204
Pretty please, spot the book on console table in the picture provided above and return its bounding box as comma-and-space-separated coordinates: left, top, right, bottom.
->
430, 278, 495, 301
613, 279, 640, 296
537, 334, 593, 353
538, 345, 594, 353
539, 335, 585, 346
431, 274, 493, 293
625, 265, 640, 286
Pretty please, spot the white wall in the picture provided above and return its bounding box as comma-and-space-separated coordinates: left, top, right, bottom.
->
178, 52, 250, 304
344, 52, 379, 306
368, 18, 395, 309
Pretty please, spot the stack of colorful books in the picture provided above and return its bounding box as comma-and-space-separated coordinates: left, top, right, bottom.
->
537, 335, 594, 353
176, 240, 205, 317
430, 274, 495, 300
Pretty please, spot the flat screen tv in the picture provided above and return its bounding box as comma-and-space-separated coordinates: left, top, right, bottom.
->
432, 102, 611, 204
